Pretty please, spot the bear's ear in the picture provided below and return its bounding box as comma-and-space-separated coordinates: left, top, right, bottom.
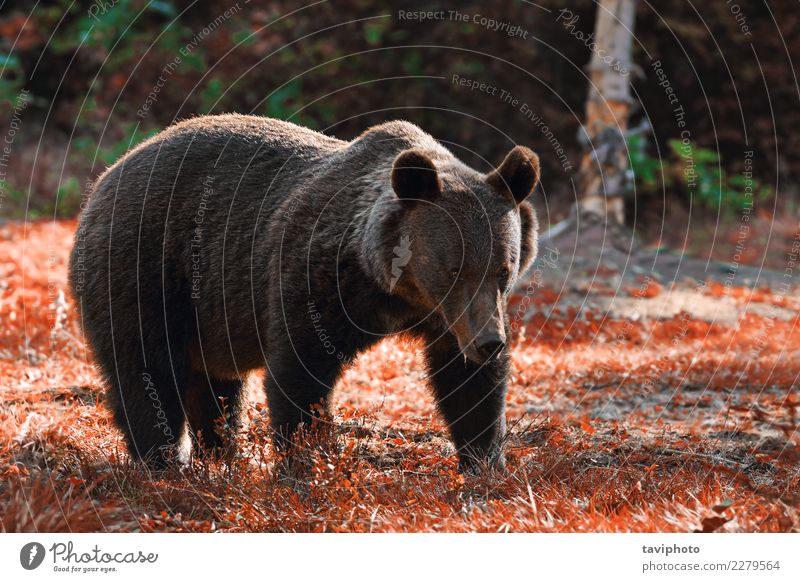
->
391, 149, 441, 201
518, 200, 539, 275
486, 146, 540, 204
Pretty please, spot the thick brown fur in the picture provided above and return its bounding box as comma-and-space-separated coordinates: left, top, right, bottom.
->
68, 114, 540, 470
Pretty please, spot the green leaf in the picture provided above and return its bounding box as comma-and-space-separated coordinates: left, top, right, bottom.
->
364, 21, 387, 46
232, 29, 254, 46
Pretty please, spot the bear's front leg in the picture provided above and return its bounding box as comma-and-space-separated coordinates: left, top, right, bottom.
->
424, 332, 509, 472
264, 343, 343, 456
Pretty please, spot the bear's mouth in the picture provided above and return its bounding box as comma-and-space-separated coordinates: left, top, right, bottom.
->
439, 311, 504, 365
458, 338, 502, 365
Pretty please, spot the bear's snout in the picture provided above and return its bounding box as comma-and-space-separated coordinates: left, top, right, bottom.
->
474, 333, 506, 361
446, 293, 507, 365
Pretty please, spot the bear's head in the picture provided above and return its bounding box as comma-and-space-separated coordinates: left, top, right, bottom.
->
380, 145, 540, 363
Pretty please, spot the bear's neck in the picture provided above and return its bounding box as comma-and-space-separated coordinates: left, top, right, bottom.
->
356, 185, 406, 293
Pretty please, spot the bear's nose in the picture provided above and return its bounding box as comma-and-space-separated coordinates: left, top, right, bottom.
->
475, 334, 505, 360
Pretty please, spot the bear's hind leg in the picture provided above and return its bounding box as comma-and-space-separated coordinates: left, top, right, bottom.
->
103, 349, 192, 470
93, 286, 194, 469
185, 371, 246, 456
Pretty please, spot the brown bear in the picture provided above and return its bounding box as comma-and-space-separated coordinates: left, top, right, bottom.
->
68, 114, 540, 471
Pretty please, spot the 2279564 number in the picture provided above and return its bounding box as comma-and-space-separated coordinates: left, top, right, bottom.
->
730, 560, 781, 571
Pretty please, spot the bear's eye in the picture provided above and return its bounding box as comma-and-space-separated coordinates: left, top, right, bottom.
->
450, 268, 460, 280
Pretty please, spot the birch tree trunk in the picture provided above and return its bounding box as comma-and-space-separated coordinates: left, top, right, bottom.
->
577, 0, 636, 226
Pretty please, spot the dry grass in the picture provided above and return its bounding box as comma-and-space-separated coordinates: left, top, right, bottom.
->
0, 220, 798, 532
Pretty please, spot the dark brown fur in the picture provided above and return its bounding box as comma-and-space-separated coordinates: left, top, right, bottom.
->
68, 114, 540, 470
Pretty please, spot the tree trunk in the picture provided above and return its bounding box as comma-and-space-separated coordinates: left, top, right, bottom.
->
577, 0, 636, 226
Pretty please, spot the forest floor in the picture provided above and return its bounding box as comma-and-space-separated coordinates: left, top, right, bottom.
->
0, 219, 798, 532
